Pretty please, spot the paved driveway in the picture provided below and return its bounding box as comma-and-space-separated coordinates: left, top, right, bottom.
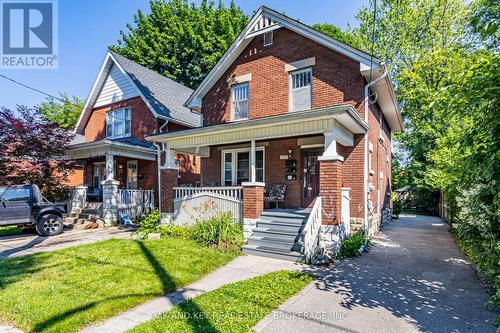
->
0, 226, 134, 259
254, 214, 498, 333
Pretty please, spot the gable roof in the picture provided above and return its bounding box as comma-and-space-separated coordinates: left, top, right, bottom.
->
75, 51, 201, 134
185, 6, 403, 132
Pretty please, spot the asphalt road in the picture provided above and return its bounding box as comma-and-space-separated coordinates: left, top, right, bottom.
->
254, 214, 498, 333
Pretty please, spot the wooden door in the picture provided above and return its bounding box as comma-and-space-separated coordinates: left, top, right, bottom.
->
302, 150, 321, 207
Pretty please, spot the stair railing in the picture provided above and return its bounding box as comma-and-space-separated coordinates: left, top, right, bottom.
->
303, 196, 322, 263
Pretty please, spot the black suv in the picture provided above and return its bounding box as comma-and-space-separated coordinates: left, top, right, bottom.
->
0, 185, 67, 236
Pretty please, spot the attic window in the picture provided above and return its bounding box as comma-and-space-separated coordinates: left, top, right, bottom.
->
263, 31, 273, 46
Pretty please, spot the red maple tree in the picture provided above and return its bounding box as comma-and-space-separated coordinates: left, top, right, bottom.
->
0, 106, 75, 200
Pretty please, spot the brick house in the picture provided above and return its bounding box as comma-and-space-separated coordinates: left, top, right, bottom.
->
65, 51, 201, 218
148, 7, 402, 260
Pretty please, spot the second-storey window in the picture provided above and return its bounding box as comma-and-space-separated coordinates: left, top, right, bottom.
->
106, 107, 131, 138
231, 82, 248, 121
289, 68, 312, 111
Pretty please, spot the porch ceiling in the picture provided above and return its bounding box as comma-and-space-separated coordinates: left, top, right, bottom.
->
64, 139, 157, 161
147, 104, 368, 156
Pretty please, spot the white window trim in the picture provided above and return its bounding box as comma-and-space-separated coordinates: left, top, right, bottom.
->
263, 31, 273, 46
106, 107, 131, 139
288, 67, 312, 112
230, 82, 249, 122
221, 147, 265, 186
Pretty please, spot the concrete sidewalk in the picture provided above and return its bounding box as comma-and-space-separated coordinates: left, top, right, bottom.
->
78, 255, 307, 333
253, 215, 498, 333
0, 227, 134, 259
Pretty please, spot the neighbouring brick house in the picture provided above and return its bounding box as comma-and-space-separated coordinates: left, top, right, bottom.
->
65, 51, 201, 215
148, 7, 403, 260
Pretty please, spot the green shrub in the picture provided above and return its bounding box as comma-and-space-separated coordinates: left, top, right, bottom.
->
134, 210, 160, 239
190, 212, 244, 250
336, 229, 371, 259
393, 197, 402, 216
158, 224, 191, 240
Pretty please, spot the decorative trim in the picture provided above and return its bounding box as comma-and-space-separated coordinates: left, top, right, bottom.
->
285, 57, 316, 72
241, 182, 266, 187
318, 155, 344, 162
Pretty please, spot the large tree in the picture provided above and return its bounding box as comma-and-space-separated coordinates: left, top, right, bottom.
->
37, 93, 83, 129
0, 106, 75, 200
110, 0, 248, 89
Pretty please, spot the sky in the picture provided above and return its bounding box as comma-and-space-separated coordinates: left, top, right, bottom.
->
0, 0, 367, 110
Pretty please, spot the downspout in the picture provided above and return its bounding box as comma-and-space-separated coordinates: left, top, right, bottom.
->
363, 64, 388, 238
154, 120, 169, 212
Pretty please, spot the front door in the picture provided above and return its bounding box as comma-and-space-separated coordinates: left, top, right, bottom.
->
127, 160, 138, 189
302, 150, 321, 207
93, 162, 106, 188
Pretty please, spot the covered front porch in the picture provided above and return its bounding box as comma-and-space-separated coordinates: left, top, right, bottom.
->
64, 138, 157, 224
149, 105, 368, 260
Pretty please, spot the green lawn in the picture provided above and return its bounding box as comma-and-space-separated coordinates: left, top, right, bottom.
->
0, 238, 238, 333
0, 226, 22, 236
129, 270, 313, 333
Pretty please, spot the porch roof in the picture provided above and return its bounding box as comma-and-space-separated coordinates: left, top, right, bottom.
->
64, 137, 157, 161
146, 104, 368, 156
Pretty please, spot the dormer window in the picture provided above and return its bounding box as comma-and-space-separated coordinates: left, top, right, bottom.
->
231, 82, 248, 121
289, 68, 312, 111
264, 31, 273, 46
106, 107, 131, 138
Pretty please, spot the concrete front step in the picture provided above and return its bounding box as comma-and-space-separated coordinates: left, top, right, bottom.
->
251, 227, 298, 241
247, 236, 294, 251
256, 221, 302, 233
259, 215, 305, 224
261, 210, 309, 219
79, 213, 99, 220
242, 244, 303, 262
81, 209, 101, 216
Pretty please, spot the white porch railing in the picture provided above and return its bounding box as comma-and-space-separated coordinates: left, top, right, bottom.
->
173, 186, 243, 225
117, 189, 155, 220
174, 186, 243, 201
303, 196, 322, 263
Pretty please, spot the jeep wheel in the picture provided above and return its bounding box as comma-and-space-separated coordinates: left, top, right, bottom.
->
36, 214, 63, 236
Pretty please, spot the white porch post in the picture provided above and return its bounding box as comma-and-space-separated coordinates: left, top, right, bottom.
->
105, 153, 114, 180
319, 131, 344, 162
250, 139, 256, 183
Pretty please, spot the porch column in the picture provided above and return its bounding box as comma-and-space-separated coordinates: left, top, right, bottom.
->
159, 144, 178, 221
102, 179, 119, 225
317, 131, 345, 257
318, 132, 344, 225
242, 182, 265, 220
242, 182, 264, 240
250, 140, 256, 183
105, 153, 114, 180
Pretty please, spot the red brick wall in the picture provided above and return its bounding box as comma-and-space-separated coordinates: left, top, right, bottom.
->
337, 136, 365, 219
63, 166, 84, 187
319, 160, 342, 225
83, 97, 157, 142
202, 28, 365, 125
243, 185, 264, 219
367, 102, 392, 214
160, 169, 178, 213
